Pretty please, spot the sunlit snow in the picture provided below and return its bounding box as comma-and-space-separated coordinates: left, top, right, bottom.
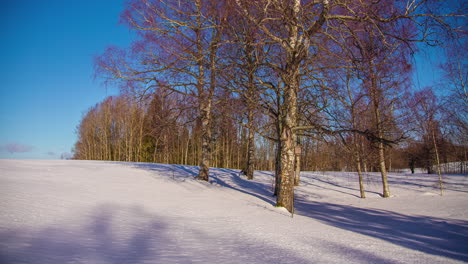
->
1, 159, 467, 263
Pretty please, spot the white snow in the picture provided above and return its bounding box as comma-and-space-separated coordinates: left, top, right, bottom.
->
1, 159, 467, 264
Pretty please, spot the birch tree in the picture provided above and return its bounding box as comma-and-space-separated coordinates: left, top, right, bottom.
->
410, 88, 445, 195
232, 0, 464, 210
95, 0, 227, 180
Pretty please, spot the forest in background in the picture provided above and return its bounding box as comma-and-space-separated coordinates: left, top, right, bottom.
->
72, 0, 466, 211
73, 91, 467, 174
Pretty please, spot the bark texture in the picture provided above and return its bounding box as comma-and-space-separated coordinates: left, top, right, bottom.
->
244, 110, 256, 180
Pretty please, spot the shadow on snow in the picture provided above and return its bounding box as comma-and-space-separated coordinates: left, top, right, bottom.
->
121, 162, 468, 262
0, 204, 312, 264
294, 200, 468, 262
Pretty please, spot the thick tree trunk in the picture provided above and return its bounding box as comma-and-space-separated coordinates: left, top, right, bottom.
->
276, 70, 298, 213
277, 125, 296, 213
275, 0, 308, 212
196, 99, 212, 181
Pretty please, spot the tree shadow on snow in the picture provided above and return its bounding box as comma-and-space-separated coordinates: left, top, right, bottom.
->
294, 199, 468, 262
211, 168, 276, 206
300, 175, 382, 198
125, 162, 199, 182
383, 173, 468, 194
126, 163, 277, 206
111, 163, 468, 262
0, 204, 180, 264
0, 203, 313, 264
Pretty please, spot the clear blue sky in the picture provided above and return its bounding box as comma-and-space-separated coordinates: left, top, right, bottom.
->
0, 0, 133, 159
0, 0, 444, 159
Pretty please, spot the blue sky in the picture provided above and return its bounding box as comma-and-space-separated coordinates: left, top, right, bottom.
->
0, 0, 133, 159
0, 0, 445, 159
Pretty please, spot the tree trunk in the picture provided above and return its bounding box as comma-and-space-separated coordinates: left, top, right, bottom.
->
294, 151, 301, 186
185, 138, 189, 165
276, 68, 298, 213
388, 150, 392, 172
244, 109, 255, 179
164, 134, 169, 164
378, 140, 390, 197
196, 8, 218, 180
294, 137, 301, 186
432, 129, 444, 195
356, 154, 366, 198
274, 114, 282, 196
274, 143, 281, 196
153, 140, 159, 163
377, 131, 390, 197
196, 101, 212, 181
371, 66, 390, 198
276, 124, 296, 213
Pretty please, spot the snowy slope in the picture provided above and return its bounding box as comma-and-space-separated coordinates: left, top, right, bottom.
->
0, 159, 467, 264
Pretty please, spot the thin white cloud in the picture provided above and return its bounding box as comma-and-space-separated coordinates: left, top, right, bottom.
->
1, 143, 35, 154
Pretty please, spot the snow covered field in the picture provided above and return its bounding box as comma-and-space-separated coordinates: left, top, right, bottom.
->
1, 159, 467, 264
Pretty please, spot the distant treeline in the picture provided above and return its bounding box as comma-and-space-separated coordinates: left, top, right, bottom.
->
73, 92, 467, 174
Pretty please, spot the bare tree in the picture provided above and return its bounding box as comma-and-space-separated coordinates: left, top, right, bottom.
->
409, 88, 445, 195
233, 0, 331, 213
95, 0, 229, 180
221, 6, 265, 179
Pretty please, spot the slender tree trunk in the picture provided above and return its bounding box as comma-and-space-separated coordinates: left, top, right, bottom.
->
237, 139, 240, 170
356, 154, 366, 198
294, 152, 301, 186
363, 158, 368, 173
294, 136, 301, 186
244, 109, 255, 179
371, 67, 390, 198
153, 139, 159, 163
388, 150, 392, 172
274, 143, 281, 196
432, 129, 444, 195
164, 134, 169, 164
274, 116, 282, 196
377, 121, 390, 197
185, 137, 189, 165
378, 125, 390, 198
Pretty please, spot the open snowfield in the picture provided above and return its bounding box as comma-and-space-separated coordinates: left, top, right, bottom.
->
1, 159, 467, 264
